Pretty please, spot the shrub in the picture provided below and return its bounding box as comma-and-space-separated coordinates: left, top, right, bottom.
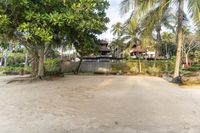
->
111, 62, 130, 74
187, 65, 200, 72
130, 66, 139, 73
0, 66, 30, 75
111, 60, 175, 76
0, 52, 26, 67
44, 59, 62, 72
146, 67, 161, 76
194, 51, 200, 64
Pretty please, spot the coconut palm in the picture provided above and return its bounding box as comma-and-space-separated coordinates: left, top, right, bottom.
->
139, 6, 175, 67
121, 0, 200, 80
111, 22, 124, 38
162, 32, 177, 58
121, 19, 143, 72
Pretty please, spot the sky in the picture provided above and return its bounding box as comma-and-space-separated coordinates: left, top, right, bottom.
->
98, 0, 130, 41
99, 0, 194, 41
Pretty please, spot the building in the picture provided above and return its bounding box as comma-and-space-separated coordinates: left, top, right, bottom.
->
99, 40, 111, 56
130, 44, 155, 59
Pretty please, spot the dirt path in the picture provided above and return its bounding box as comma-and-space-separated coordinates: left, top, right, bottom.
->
0, 75, 200, 133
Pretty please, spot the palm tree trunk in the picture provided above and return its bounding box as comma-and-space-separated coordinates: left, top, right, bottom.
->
174, 0, 184, 79
138, 57, 142, 73
154, 25, 161, 67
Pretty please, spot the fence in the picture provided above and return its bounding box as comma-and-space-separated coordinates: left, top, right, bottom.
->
63, 61, 119, 73
63, 60, 175, 74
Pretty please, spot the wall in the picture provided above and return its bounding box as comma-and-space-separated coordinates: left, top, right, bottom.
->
63, 61, 119, 73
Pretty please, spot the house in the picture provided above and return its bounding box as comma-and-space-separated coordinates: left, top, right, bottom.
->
82, 40, 123, 62
130, 44, 155, 59
99, 40, 111, 56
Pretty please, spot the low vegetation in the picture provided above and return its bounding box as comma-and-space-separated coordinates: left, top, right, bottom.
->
111, 60, 175, 77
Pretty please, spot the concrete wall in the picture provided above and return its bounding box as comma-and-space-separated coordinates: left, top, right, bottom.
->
63, 61, 118, 73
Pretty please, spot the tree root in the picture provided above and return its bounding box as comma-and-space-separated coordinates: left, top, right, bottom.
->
6, 75, 65, 84
6, 77, 39, 84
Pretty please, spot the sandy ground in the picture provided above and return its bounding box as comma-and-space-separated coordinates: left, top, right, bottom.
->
0, 75, 200, 133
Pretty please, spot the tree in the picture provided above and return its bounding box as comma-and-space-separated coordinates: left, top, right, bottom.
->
74, 34, 100, 74
111, 22, 124, 38
120, 0, 200, 80
138, 6, 175, 66
122, 19, 143, 72
161, 32, 177, 58
68, 0, 109, 74
110, 38, 125, 58
0, 0, 109, 78
182, 34, 200, 67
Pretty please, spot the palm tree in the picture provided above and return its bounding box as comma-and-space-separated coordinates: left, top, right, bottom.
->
121, 0, 200, 80
139, 6, 175, 67
122, 19, 143, 72
162, 32, 176, 58
110, 38, 126, 58
111, 22, 124, 38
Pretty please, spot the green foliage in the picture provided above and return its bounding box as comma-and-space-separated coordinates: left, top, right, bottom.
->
187, 66, 200, 72
0, 52, 26, 67
0, 0, 110, 77
111, 62, 129, 73
111, 60, 175, 76
0, 67, 30, 74
194, 51, 200, 63
44, 59, 62, 72
146, 67, 161, 76
0, 15, 9, 32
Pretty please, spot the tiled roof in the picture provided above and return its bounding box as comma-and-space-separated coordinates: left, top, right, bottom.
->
100, 45, 110, 52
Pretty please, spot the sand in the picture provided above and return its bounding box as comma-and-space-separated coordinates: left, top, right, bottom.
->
0, 75, 200, 133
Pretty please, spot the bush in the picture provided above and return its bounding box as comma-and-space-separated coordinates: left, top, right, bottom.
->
111, 60, 175, 76
182, 72, 200, 85
0, 52, 26, 67
111, 62, 129, 74
187, 65, 200, 72
44, 59, 62, 72
181, 65, 200, 75
0, 66, 30, 75
146, 67, 161, 76
130, 66, 139, 73
194, 51, 200, 64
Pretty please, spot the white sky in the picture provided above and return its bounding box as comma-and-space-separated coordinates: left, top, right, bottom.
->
99, 0, 194, 41
98, 0, 130, 41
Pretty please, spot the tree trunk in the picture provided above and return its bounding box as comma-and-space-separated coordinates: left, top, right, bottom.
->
0, 58, 3, 66
174, 0, 184, 79
75, 57, 83, 75
165, 43, 169, 59
61, 44, 64, 60
154, 25, 162, 67
60, 45, 64, 73
138, 57, 142, 73
31, 48, 38, 77
137, 53, 142, 73
3, 49, 8, 67
185, 54, 189, 68
25, 50, 28, 67
37, 45, 45, 78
